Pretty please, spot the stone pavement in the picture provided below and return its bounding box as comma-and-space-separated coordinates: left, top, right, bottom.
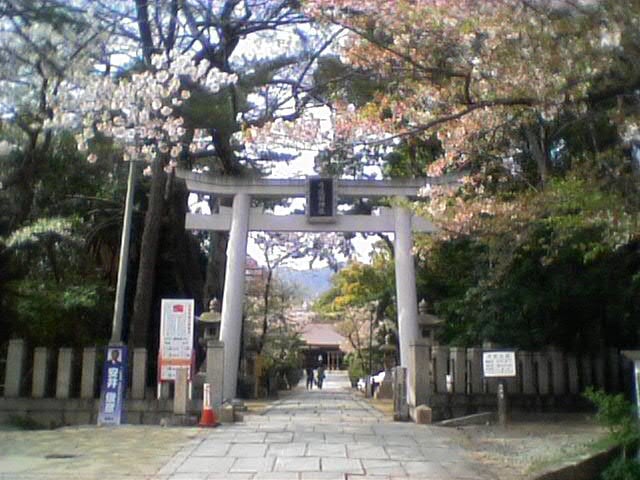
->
159, 371, 496, 480
0, 371, 497, 480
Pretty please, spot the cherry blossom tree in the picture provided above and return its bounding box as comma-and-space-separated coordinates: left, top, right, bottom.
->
47, 0, 347, 349
303, 0, 640, 232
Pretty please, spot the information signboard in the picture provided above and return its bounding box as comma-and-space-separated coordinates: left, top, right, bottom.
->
98, 345, 128, 425
159, 299, 195, 382
482, 350, 516, 378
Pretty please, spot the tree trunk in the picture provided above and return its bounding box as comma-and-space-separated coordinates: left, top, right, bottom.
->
525, 124, 551, 187
203, 231, 228, 305
257, 269, 274, 354
130, 158, 166, 348
168, 179, 205, 311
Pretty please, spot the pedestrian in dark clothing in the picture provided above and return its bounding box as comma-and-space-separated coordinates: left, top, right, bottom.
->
317, 365, 326, 389
305, 367, 315, 389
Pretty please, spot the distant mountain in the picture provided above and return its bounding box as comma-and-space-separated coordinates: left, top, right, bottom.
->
275, 266, 334, 300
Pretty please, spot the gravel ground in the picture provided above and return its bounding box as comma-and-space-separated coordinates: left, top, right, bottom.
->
455, 413, 610, 479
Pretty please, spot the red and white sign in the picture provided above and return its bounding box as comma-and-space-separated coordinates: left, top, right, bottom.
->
159, 299, 195, 382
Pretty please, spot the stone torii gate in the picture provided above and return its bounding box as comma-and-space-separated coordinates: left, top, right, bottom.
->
178, 170, 449, 410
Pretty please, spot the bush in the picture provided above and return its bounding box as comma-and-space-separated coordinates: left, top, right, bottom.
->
584, 388, 639, 451
601, 457, 640, 480
584, 388, 640, 480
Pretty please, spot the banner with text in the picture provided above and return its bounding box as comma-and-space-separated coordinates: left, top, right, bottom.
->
98, 345, 128, 425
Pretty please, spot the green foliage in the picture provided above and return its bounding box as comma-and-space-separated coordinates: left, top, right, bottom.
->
382, 135, 443, 179
315, 253, 394, 315
427, 178, 640, 350
600, 456, 640, 480
9, 278, 112, 347
584, 388, 640, 450
345, 352, 366, 382
4, 217, 75, 248
584, 389, 640, 480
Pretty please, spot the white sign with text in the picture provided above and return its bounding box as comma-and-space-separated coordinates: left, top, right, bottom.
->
483, 351, 516, 378
159, 299, 194, 381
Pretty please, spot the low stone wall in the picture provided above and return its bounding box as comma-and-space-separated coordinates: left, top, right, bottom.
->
409, 343, 630, 421
0, 397, 203, 427
426, 392, 595, 422
0, 339, 224, 426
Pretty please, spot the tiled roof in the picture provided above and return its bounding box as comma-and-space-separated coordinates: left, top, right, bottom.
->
301, 323, 346, 347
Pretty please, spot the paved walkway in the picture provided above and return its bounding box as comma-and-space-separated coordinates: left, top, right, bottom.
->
0, 371, 497, 479
160, 371, 496, 480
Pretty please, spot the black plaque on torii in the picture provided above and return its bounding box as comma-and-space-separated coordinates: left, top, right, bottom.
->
306, 177, 336, 223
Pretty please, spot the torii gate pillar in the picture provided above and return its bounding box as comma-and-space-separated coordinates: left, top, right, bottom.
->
219, 193, 250, 401
393, 200, 421, 408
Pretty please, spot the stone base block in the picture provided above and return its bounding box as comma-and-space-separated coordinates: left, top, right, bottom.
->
219, 404, 234, 423
415, 405, 432, 424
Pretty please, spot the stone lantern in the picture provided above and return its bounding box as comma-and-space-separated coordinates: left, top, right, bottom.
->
417, 299, 444, 346
376, 333, 397, 399
198, 297, 221, 348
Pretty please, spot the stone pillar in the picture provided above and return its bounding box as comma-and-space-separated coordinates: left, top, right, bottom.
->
174, 368, 189, 415
594, 353, 605, 390
450, 347, 466, 394
393, 201, 420, 406
206, 340, 225, 412
550, 349, 567, 395
80, 347, 98, 399
519, 351, 536, 395
220, 193, 250, 401
5, 339, 27, 397
432, 346, 449, 394
567, 355, 580, 394
409, 341, 430, 409
131, 348, 148, 400
56, 348, 74, 399
608, 349, 621, 392
467, 348, 483, 394
581, 355, 593, 389
32, 347, 52, 398
534, 352, 550, 395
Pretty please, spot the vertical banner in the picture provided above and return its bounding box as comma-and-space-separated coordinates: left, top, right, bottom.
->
159, 299, 195, 382
98, 345, 128, 425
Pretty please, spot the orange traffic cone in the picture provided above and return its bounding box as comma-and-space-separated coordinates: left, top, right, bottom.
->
199, 383, 219, 427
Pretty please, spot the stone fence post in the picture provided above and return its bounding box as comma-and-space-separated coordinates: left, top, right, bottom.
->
56, 348, 74, 399
567, 354, 580, 394
550, 349, 566, 395
534, 352, 550, 395
131, 348, 148, 400
467, 348, 483, 394
4, 339, 27, 397
581, 355, 593, 390
450, 347, 466, 394
409, 341, 430, 409
206, 340, 224, 412
431, 346, 449, 394
80, 347, 99, 399
32, 347, 53, 398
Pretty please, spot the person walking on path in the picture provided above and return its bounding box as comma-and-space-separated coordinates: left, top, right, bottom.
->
316, 364, 326, 389
305, 366, 315, 389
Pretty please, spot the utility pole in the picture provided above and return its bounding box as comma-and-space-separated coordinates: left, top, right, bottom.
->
110, 161, 137, 345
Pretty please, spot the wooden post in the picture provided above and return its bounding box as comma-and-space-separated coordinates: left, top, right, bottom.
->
497, 380, 508, 427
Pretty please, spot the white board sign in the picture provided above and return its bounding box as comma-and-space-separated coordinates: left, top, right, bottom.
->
483, 351, 516, 378
159, 299, 195, 382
